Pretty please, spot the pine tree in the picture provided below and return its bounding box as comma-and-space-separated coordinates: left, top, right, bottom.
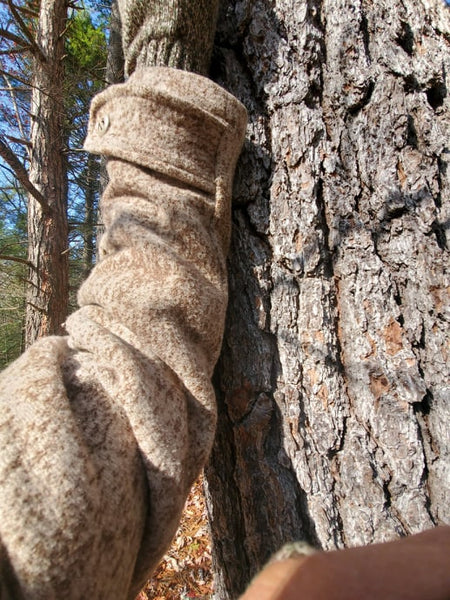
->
0, 1, 107, 353
25, 0, 69, 344
206, 1, 450, 597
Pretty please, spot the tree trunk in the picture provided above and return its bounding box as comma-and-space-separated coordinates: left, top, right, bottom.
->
106, 0, 125, 87
81, 154, 98, 280
97, 0, 124, 255
26, 0, 68, 345
206, 0, 450, 597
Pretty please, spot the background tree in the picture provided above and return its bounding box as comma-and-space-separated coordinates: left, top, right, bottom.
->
104, 0, 123, 86
0, 0, 70, 345
96, 0, 123, 249
26, 0, 69, 344
0, 184, 27, 367
0, 1, 107, 356
64, 7, 107, 301
205, 0, 450, 597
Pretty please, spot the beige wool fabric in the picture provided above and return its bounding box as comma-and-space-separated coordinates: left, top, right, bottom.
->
0, 68, 247, 599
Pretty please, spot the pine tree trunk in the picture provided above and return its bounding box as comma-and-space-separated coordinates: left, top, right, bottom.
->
106, 0, 125, 86
206, 0, 450, 597
26, 0, 68, 345
81, 154, 98, 280
97, 0, 124, 255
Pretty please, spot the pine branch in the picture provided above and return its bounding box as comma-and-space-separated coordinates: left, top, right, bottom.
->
0, 137, 50, 213
0, 254, 33, 268
0, 28, 29, 49
5, 135, 32, 148
0, 68, 30, 88
15, 4, 39, 18
7, 0, 45, 61
0, 49, 30, 55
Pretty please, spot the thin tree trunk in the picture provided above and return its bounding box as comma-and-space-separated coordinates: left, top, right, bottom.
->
81, 154, 98, 280
206, 0, 450, 597
97, 0, 124, 257
26, 0, 68, 345
106, 0, 125, 87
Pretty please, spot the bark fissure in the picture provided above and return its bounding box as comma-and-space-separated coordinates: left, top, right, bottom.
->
207, 1, 450, 597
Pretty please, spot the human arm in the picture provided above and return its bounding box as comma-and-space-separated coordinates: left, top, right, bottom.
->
0, 63, 246, 600
240, 526, 450, 600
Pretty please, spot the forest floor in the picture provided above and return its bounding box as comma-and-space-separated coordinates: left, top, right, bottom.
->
136, 474, 214, 600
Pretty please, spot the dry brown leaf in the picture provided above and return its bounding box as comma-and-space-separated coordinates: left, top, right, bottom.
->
137, 473, 213, 600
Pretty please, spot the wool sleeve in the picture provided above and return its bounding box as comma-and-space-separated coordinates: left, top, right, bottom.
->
117, 0, 219, 76
0, 68, 246, 600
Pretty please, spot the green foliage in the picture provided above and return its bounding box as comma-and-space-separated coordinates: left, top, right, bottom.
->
66, 9, 107, 88
0, 188, 27, 368
0, 260, 26, 369
64, 9, 107, 302
65, 9, 107, 127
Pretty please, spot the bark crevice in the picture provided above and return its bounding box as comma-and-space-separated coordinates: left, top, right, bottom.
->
207, 1, 450, 596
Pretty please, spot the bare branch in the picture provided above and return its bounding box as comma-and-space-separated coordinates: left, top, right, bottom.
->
0, 28, 29, 49
0, 49, 30, 55
0, 254, 33, 268
0, 87, 29, 92
0, 68, 30, 88
2, 72, 31, 158
15, 4, 39, 18
0, 137, 50, 213
7, 0, 45, 61
0, 69, 57, 102
5, 135, 31, 148
25, 301, 47, 313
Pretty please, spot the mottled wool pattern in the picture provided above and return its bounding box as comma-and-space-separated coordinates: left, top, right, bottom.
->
0, 68, 247, 600
118, 0, 219, 76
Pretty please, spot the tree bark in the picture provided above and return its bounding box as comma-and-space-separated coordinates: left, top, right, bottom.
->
106, 0, 125, 87
26, 0, 68, 345
81, 154, 98, 280
97, 0, 124, 254
206, 0, 450, 597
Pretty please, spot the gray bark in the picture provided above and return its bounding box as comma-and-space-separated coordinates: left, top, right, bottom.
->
206, 0, 450, 597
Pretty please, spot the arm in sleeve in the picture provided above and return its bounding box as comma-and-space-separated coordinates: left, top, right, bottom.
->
117, 0, 220, 76
0, 67, 247, 600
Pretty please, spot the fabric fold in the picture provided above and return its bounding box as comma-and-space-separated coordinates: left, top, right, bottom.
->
0, 67, 247, 599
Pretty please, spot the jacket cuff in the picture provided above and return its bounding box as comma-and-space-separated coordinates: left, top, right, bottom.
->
84, 67, 247, 195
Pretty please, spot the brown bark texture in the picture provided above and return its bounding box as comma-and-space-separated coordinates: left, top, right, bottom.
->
205, 0, 450, 597
26, 0, 69, 346
106, 0, 125, 86
81, 154, 98, 280
98, 0, 124, 247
